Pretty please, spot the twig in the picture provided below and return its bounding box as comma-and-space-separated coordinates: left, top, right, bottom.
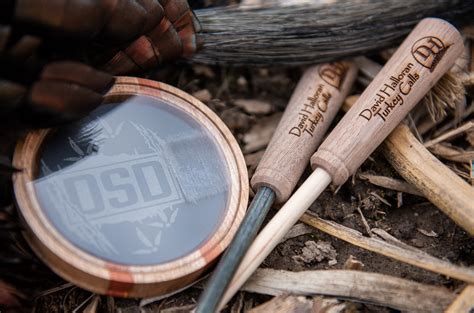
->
445, 285, 474, 313
431, 101, 474, 137
384, 124, 474, 235
359, 173, 423, 196
83, 295, 100, 313
424, 121, 474, 148
345, 92, 474, 235
299, 211, 474, 284
243, 269, 455, 313
230, 292, 245, 313
72, 293, 95, 313
356, 206, 373, 237
429, 144, 474, 163
35, 282, 74, 298
370, 191, 392, 207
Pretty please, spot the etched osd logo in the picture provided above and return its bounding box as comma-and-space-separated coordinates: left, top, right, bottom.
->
38, 116, 185, 259
34, 98, 230, 265
411, 36, 450, 72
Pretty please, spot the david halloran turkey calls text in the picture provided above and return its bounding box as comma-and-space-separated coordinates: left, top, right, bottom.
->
252, 62, 358, 203
216, 18, 465, 309
196, 61, 358, 313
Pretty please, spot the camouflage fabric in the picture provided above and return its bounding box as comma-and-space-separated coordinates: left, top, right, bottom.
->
0, 0, 201, 128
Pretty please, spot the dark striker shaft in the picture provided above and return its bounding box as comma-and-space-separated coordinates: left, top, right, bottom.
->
196, 186, 275, 313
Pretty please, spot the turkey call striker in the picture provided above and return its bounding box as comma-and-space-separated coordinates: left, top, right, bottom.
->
197, 61, 358, 313
217, 18, 464, 309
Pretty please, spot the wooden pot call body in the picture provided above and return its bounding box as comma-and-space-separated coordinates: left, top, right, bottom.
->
13, 78, 248, 298
219, 18, 464, 309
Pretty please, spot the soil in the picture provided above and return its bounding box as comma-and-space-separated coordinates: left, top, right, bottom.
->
1, 1, 473, 312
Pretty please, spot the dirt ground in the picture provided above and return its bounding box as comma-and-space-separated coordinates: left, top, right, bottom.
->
1, 1, 473, 312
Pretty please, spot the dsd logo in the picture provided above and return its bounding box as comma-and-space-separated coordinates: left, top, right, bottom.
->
319, 62, 348, 90
411, 36, 450, 72
59, 155, 179, 222
36, 118, 185, 256
41, 127, 184, 227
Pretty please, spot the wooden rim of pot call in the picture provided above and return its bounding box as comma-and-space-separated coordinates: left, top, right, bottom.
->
12, 77, 249, 297
251, 61, 358, 203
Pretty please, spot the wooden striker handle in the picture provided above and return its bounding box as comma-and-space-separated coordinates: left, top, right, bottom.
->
311, 18, 464, 185
252, 62, 357, 202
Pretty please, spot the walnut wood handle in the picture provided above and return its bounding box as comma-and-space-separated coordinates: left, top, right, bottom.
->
311, 18, 464, 185
251, 61, 357, 202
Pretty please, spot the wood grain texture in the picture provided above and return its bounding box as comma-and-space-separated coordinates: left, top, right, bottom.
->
300, 211, 474, 285
445, 285, 474, 313
252, 61, 357, 202
243, 269, 455, 313
311, 18, 464, 185
383, 124, 474, 235
13, 77, 248, 297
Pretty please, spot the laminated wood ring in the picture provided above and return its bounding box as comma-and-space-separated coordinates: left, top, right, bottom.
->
13, 77, 248, 297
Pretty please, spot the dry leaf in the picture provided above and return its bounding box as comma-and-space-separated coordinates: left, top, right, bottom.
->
234, 99, 272, 115
280, 223, 314, 243
192, 89, 212, 102
343, 255, 364, 270
192, 65, 215, 79
221, 109, 253, 130
243, 113, 282, 153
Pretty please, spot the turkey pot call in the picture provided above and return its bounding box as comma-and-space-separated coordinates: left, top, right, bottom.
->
13, 77, 248, 297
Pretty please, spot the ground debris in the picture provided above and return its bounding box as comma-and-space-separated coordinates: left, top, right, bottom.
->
358, 172, 423, 196
417, 228, 439, 238
292, 240, 337, 266
192, 89, 212, 102
343, 255, 364, 271
221, 108, 254, 131
248, 295, 312, 313
242, 269, 455, 313
233, 99, 272, 115
242, 113, 282, 153
280, 223, 314, 243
